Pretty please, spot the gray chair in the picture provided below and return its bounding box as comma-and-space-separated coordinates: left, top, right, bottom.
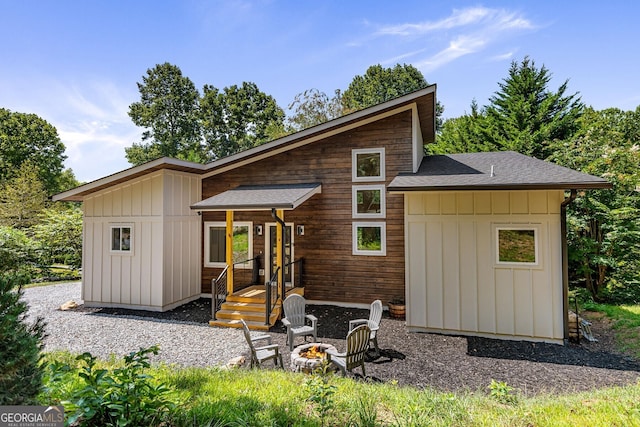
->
282, 294, 318, 351
241, 319, 283, 369
349, 299, 382, 356
326, 324, 371, 376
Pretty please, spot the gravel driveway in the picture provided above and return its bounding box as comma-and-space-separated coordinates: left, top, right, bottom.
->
24, 282, 640, 396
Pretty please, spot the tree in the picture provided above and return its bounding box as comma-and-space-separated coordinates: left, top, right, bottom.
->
0, 108, 67, 194
342, 64, 444, 129
429, 100, 495, 154
0, 226, 37, 273
482, 57, 584, 159
0, 161, 48, 229
200, 82, 285, 159
33, 206, 83, 268
126, 63, 203, 165
286, 88, 344, 132
549, 107, 640, 302
0, 272, 46, 405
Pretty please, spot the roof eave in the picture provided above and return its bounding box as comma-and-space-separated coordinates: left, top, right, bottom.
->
388, 182, 613, 193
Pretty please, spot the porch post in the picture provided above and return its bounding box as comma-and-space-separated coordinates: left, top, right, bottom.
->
226, 210, 234, 294
276, 209, 284, 300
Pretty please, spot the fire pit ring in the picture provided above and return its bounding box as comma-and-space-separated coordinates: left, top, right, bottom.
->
290, 343, 337, 373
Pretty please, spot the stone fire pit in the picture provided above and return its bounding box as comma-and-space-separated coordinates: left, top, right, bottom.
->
290, 343, 337, 373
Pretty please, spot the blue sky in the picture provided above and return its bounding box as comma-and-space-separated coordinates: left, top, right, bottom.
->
1, 1, 639, 183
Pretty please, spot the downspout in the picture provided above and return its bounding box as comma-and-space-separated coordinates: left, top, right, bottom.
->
271, 208, 286, 301
561, 190, 578, 344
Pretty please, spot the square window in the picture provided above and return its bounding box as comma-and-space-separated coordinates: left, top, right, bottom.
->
204, 222, 253, 268
352, 148, 385, 182
353, 222, 386, 256
110, 225, 132, 254
496, 227, 538, 265
352, 185, 385, 218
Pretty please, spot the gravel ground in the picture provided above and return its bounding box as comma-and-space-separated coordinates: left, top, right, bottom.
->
24, 282, 640, 396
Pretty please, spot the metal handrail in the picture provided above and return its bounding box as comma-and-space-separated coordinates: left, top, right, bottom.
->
211, 265, 229, 321
265, 267, 280, 325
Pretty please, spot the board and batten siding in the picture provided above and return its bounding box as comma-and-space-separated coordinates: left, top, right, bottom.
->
405, 190, 565, 343
83, 170, 201, 311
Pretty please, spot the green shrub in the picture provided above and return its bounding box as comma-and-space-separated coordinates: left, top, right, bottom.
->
46, 346, 179, 426
0, 226, 38, 273
0, 272, 46, 404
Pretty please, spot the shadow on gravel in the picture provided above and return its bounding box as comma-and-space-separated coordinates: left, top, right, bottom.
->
466, 336, 640, 371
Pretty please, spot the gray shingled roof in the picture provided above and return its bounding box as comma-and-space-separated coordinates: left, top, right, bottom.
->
388, 151, 611, 191
191, 183, 322, 211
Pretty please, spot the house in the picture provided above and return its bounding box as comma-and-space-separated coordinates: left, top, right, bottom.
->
53, 85, 610, 343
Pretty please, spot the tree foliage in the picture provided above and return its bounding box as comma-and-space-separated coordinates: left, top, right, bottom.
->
201, 82, 285, 159
0, 108, 67, 194
125, 63, 285, 165
126, 63, 202, 165
0, 272, 46, 405
286, 88, 344, 132
0, 226, 37, 273
342, 64, 444, 129
434, 57, 583, 159
33, 207, 83, 268
550, 107, 640, 302
0, 161, 48, 229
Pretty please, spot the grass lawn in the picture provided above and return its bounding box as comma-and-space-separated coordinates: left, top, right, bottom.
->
41, 352, 640, 427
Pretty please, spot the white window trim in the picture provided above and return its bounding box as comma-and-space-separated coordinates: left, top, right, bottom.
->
204, 221, 253, 268
494, 225, 540, 267
352, 148, 385, 182
352, 222, 387, 256
352, 184, 386, 218
110, 224, 133, 255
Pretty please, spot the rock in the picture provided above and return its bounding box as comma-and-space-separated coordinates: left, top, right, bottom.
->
225, 355, 245, 369
59, 300, 78, 311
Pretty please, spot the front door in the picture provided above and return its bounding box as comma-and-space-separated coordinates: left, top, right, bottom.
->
266, 223, 293, 286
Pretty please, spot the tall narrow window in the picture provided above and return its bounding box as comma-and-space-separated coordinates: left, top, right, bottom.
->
111, 225, 133, 253
204, 222, 253, 268
352, 148, 385, 182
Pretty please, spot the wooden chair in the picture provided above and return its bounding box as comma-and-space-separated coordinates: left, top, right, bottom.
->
241, 319, 283, 369
282, 294, 318, 351
349, 299, 382, 356
326, 325, 371, 376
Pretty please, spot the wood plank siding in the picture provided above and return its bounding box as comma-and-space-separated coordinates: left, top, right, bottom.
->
201, 111, 415, 305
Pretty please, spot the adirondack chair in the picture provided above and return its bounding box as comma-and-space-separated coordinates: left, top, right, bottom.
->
326, 324, 371, 376
348, 299, 382, 356
241, 319, 284, 369
282, 294, 318, 351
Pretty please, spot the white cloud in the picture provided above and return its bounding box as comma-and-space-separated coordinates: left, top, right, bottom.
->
372, 7, 535, 72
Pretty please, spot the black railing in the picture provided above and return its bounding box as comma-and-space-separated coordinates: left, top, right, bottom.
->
211, 255, 261, 320
211, 265, 229, 321
265, 267, 280, 325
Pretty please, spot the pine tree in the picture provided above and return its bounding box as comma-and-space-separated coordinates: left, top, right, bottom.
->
0, 272, 47, 405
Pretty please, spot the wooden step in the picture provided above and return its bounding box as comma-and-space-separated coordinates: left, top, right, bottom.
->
209, 316, 278, 331
220, 301, 268, 312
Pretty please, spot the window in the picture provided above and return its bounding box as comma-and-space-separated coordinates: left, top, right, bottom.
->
352, 148, 385, 182
352, 185, 385, 218
111, 225, 132, 253
204, 222, 253, 268
353, 222, 386, 256
496, 227, 538, 265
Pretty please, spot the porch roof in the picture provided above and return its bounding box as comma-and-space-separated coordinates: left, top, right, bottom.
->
388, 151, 612, 192
190, 183, 322, 211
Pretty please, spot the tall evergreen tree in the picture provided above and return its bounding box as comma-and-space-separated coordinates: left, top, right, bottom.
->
483, 56, 584, 159
0, 272, 46, 405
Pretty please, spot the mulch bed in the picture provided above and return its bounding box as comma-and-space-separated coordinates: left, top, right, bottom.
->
94, 298, 640, 396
